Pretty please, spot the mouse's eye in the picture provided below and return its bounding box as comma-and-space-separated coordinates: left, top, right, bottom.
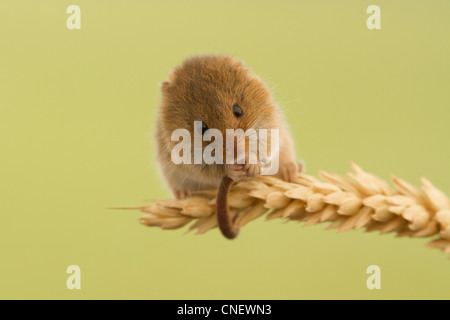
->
196, 121, 209, 135
232, 104, 243, 118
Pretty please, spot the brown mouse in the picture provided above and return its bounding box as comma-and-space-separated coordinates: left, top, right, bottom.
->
155, 55, 301, 237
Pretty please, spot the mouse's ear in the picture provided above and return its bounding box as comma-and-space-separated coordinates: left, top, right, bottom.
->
160, 81, 170, 91
235, 59, 252, 73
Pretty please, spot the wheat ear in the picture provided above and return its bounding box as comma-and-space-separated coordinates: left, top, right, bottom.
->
127, 163, 450, 254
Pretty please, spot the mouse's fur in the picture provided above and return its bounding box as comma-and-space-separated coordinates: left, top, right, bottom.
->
155, 55, 299, 199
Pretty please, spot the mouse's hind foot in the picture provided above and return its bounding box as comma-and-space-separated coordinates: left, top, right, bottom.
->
173, 189, 192, 200
279, 160, 305, 182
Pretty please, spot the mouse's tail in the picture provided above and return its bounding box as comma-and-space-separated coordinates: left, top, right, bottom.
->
217, 175, 239, 239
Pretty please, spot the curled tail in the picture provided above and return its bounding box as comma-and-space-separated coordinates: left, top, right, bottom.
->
216, 175, 239, 239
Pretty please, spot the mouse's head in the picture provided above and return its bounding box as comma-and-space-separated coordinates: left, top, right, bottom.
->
158, 55, 281, 178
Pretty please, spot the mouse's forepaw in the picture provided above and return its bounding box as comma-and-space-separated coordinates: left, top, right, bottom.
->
226, 162, 260, 182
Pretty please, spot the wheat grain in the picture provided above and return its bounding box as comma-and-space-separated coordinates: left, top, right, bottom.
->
127, 163, 450, 254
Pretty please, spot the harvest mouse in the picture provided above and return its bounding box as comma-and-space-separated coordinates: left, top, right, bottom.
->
155, 55, 301, 200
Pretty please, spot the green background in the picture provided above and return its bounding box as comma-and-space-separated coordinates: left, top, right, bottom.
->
1, 0, 449, 299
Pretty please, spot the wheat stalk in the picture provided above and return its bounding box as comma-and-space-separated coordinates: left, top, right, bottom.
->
127, 163, 450, 254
